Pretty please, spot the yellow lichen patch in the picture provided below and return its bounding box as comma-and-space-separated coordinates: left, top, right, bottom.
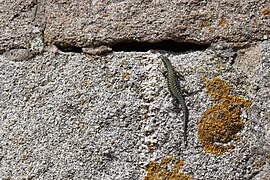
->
198, 77, 251, 154
218, 18, 227, 27
251, 17, 257, 23
198, 104, 243, 154
144, 157, 190, 180
199, 20, 210, 29
200, 76, 207, 84
102, 12, 109, 17
260, 8, 270, 15
173, 159, 183, 170
82, 79, 89, 87
80, 98, 88, 105
160, 156, 174, 167
144, 161, 160, 176
208, 27, 214, 33
205, 77, 230, 101
221, 95, 251, 108
121, 71, 129, 79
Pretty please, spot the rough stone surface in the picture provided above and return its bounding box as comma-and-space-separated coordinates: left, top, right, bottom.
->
1, 40, 269, 179
44, 0, 270, 47
2, 49, 33, 62
0, 0, 45, 52
1, 1, 269, 51
82, 45, 112, 55
0, 0, 270, 179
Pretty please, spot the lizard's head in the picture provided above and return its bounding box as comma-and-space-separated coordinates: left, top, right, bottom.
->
160, 55, 171, 68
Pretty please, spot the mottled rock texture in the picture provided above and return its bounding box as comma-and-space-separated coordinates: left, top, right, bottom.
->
1, 0, 269, 51
0, 0, 270, 179
0, 0, 45, 52
1, 42, 269, 179
44, 0, 270, 47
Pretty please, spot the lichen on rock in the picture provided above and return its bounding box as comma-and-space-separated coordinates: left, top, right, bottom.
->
144, 156, 190, 180
198, 77, 251, 154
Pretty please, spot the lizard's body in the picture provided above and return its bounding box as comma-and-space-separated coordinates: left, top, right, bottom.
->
161, 56, 189, 146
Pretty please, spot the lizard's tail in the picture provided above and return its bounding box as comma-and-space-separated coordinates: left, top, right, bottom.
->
183, 106, 189, 147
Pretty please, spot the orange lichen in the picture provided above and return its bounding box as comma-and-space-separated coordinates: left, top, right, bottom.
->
173, 159, 183, 170
218, 18, 227, 27
198, 104, 242, 154
199, 20, 210, 29
221, 95, 252, 110
198, 77, 251, 154
260, 8, 270, 15
208, 27, 214, 33
251, 17, 257, 23
102, 13, 109, 17
80, 98, 87, 105
205, 77, 230, 101
160, 156, 174, 167
144, 157, 190, 180
121, 71, 129, 79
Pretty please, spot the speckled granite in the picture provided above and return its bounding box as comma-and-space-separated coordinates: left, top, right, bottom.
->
0, 40, 269, 179
1, 1, 269, 51
0, 0, 269, 179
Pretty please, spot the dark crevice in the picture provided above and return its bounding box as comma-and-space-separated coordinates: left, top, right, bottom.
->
56, 45, 82, 53
55, 40, 209, 53
111, 40, 210, 52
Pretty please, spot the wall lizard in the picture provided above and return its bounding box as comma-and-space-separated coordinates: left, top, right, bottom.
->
160, 56, 189, 146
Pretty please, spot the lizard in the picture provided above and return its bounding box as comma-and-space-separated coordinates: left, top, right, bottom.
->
160, 55, 189, 146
